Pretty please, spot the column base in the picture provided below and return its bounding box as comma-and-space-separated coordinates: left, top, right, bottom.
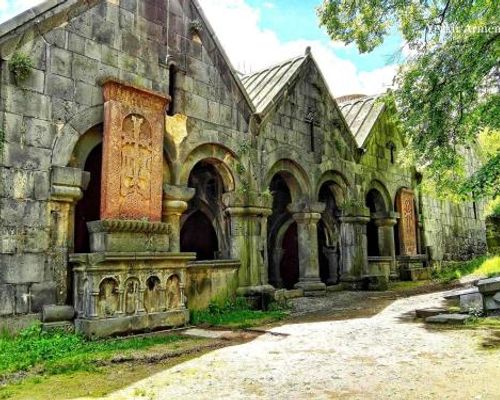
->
294, 280, 326, 296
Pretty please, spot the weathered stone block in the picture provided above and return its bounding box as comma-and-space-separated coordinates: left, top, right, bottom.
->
425, 313, 471, 324
3, 144, 52, 170
47, 74, 75, 101
31, 282, 57, 313
68, 32, 86, 54
85, 38, 102, 61
459, 292, 484, 313
2, 112, 23, 144
3, 86, 52, 119
0, 253, 45, 283
24, 118, 54, 149
17, 68, 45, 93
0, 284, 15, 316
476, 277, 500, 294
44, 28, 67, 48
50, 47, 73, 77
415, 308, 448, 318
34, 171, 50, 200
72, 53, 99, 84
15, 284, 30, 314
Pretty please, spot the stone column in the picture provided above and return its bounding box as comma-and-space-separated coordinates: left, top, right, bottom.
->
162, 184, 195, 252
339, 210, 370, 286
374, 212, 398, 278
49, 166, 89, 305
323, 245, 339, 285
289, 202, 326, 295
225, 205, 274, 294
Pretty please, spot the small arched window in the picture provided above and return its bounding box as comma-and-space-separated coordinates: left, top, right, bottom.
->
167, 63, 177, 116
386, 141, 396, 164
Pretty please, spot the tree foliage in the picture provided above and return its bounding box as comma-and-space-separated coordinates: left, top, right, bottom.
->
318, 0, 500, 198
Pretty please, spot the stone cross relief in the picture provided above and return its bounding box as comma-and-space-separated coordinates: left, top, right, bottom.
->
121, 115, 152, 200
305, 105, 320, 152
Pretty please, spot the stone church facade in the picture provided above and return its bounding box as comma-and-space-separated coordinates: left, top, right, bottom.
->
0, 0, 487, 335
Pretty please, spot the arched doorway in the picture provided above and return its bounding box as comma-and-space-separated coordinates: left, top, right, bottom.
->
74, 143, 102, 253
280, 222, 299, 289
180, 160, 228, 260
365, 188, 387, 256
267, 173, 299, 289
317, 181, 343, 284
180, 210, 218, 260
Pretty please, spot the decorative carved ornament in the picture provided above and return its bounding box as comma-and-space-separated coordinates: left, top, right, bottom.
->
396, 188, 418, 255
101, 79, 169, 222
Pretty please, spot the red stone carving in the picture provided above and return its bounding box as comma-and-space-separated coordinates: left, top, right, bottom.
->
100, 80, 169, 222
396, 188, 418, 255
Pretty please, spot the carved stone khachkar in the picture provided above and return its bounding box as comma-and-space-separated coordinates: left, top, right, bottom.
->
72, 80, 195, 338
101, 79, 166, 221
396, 188, 418, 256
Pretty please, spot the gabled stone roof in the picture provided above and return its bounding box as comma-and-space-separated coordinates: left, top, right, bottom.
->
240, 55, 308, 115
338, 95, 385, 148
0, 0, 255, 113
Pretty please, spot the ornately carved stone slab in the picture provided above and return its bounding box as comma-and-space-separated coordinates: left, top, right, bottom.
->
396, 188, 417, 255
101, 79, 169, 221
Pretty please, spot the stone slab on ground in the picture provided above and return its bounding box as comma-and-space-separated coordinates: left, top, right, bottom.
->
443, 287, 478, 300
425, 313, 471, 324
182, 328, 233, 339
459, 292, 484, 313
415, 308, 448, 318
476, 277, 500, 294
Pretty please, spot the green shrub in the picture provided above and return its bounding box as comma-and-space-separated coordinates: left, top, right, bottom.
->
9, 52, 33, 82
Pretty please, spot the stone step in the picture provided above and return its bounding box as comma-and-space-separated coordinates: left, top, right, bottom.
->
415, 308, 448, 318
443, 287, 478, 300
425, 314, 471, 324
476, 277, 500, 294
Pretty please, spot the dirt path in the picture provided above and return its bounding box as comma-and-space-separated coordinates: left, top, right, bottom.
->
85, 291, 500, 400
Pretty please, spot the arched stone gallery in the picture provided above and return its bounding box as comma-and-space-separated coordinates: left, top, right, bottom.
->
0, 0, 487, 336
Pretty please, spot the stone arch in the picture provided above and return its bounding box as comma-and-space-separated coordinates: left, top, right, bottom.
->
273, 218, 299, 290
316, 175, 344, 285
265, 159, 312, 202
166, 274, 181, 309
366, 180, 392, 212
315, 170, 350, 203
365, 184, 390, 257
180, 157, 230, 260
179, 143, 237, 192
98, 277, 119, 317
144, 276, 162, 313
52, 106, 104, 167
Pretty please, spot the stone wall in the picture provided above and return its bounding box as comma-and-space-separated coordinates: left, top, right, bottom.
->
0, 0, 252, 319
486, 216, 500, 254
421, 197, 487, 261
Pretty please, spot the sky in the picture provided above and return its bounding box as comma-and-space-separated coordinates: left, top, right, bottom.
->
0, 0, 403, 96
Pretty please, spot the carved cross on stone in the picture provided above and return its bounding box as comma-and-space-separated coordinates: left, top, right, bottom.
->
305, 106, 320, 152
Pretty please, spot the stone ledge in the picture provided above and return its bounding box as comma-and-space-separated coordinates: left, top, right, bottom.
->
75, 309, 189, 338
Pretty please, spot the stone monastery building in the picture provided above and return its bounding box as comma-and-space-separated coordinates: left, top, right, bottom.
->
0, 0, 487, 336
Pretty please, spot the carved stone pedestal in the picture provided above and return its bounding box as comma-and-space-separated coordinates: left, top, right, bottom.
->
71, 252, 195, 338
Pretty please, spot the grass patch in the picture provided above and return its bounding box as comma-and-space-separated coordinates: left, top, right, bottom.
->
0, 323, 188, 378
432, 255, 500, 283
190, 298, 288, 329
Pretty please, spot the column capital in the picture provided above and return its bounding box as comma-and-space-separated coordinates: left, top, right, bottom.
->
163, 184, 195, 202
287, 201, 325, 215
50, 166, 89, 203
292, 212, 322, 224
339, 215, 370, 225
225, 206, 273, 218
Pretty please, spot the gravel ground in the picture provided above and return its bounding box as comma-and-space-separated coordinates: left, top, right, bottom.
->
86, 290, 500, 400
